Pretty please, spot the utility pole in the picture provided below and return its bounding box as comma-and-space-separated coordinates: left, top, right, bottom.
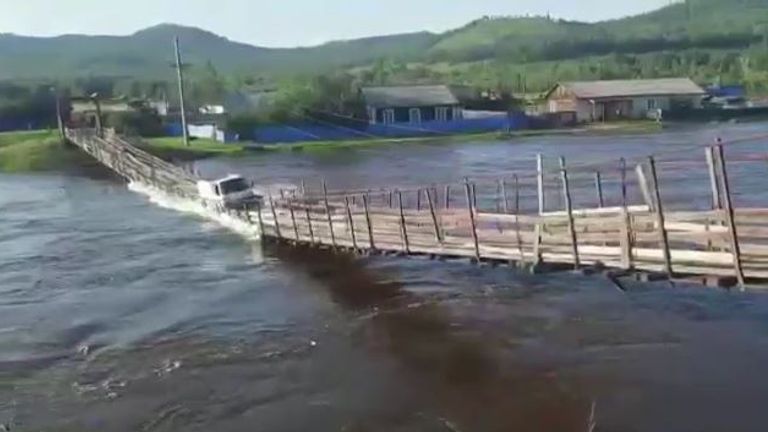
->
50, 86, 65, 144
90, 92, 103, 138
174, 36, 190, 147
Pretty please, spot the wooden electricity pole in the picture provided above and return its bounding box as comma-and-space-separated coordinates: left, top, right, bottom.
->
174, 37, 190, 147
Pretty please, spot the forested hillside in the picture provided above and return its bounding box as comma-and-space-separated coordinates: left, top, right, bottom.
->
1, 0, 766, 82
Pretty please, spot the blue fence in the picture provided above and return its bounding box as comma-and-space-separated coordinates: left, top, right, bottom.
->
249, 114, 529, 144
0, 119, 50, 133
164, 114, 530, 144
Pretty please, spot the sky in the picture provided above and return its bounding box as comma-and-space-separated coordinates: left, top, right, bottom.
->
1, 0, 674, 47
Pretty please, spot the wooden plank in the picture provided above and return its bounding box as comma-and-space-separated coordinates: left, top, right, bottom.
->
619, 208, 634, 269
417, 189, 423, 211
344, 197, 358, 249
268, 195, 283, 239
595, 171, 604, 208
500, 179, 510, 213
322, 181, 337, 248
397, 191, 410, 253
289, 201, 300, 241
255, 202, 266, 236
426, 188, 443, 244
304, 207, 315, 244
464, 181, 481, 261
537, 154, 545, 215
647, 156, 673, 277
540, 205, 650, 219
705, 146, 723, 210
560, 157, 580, 269
362, 194, 376, 250
636, 163, 654, 211
715, 145, 746, 289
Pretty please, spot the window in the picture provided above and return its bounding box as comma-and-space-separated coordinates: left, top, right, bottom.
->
219, 178, 250, 195
647, 99, 658, 110
436, 107, 449, 122
383, 109, 395, 124
409, 108, 422, 124
452, 107, 463, 120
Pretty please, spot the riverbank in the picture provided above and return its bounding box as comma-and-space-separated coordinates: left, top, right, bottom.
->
141, 137, 247, 160
144, 120, 664, 158
0, 130, 82, 172
0, 121, 664, 170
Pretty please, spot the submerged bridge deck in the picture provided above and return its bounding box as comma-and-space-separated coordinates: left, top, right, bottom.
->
65, 128, 768, 290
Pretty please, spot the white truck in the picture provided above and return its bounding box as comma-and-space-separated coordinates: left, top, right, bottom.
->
197, 175, 262, 210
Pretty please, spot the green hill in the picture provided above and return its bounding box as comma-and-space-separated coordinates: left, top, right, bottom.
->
428, 0, 768, 63
0, 24, 437, 80
0, 0, 767, 82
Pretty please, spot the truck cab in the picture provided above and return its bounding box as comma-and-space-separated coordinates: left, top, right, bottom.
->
197, 175, 261, 209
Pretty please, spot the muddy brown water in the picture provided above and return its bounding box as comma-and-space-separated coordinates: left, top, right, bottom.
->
3, 123, 768, 431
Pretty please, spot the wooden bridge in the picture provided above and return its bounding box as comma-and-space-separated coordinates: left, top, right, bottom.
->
65, 128, 768, 290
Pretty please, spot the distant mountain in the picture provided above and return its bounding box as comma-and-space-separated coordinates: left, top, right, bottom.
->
1, 0, 767, 81
427, 0, 768, 62
0, 24, 438, 80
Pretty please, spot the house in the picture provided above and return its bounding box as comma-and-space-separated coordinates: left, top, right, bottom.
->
361, 85, 463, 125
199, 104, 226, 115
224, 89, 277, 115
544, 78, 706, 123
68, 97, 143, 127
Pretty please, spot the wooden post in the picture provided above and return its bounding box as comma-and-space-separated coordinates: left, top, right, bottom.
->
619, 160, 634, 270
362, 194, 375, 251
464, 180, 481, 262
289, 201, 300, 242
594, 171, 604, 208
647, 157, 673, 277
417, 189, 423, 211
388, 191, 393, 208
560, 157, 580, 269
513, 174, 520, 214
715, 145, 746, 290
537, 154, 546, 215
636, 164, 654, 211
397, 191, 410, 254
322, 181, 337, 248
304, 206, 315, 244
500, 179, 510, 213
471, 183, 478, 210
426, 188, 443, 244
445, 185, 451, 209
344, 196, 358, 250
300, 178, 307, 196
705, 146, 723, 210
268, 194, 282, 240
255, 201, 266, 237
620, 158, 628, 208
243, 203, 253, 224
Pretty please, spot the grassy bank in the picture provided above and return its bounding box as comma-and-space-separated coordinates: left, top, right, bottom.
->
140, 121, 664, 160
143, 137, 246, 160
0, 130, 81, 172
252, 121, 663, 152
255, 131, 506, 152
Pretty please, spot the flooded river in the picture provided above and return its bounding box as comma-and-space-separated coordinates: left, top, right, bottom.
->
4, 123, 768, 431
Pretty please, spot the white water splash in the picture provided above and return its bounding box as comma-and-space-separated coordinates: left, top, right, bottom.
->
127, 182, 262, 240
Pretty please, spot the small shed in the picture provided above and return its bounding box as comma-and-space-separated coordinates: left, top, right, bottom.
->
361, 85, 462, 125
545, 78, 706, 123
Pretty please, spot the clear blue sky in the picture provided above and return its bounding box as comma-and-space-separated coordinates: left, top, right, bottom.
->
3, 0, 674, 47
